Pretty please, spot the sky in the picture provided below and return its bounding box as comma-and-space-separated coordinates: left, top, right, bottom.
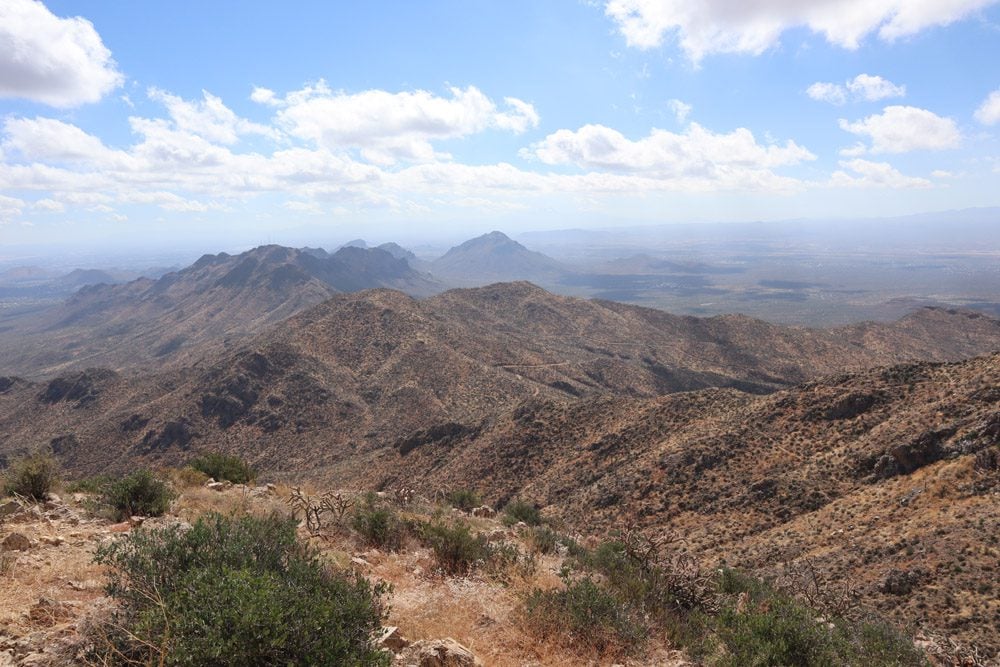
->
1, 0, 999, 249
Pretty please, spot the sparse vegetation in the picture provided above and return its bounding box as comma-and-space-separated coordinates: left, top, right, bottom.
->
525, 525, 559, 554
3, 450, 57, 500
92, 513, 390, 665
64, 473, 114, 494
444, 488, 481, 511
351, 494, 409, 551
188, 451, 255, 484
420, 520, 492, 575
525, 574, 649, 657
502, 498, 543, 526
102, 469, 174, 520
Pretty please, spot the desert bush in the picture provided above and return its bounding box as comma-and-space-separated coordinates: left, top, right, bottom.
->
102, 469, 174, 520
3, 450, 57, 500
64, 473, 114, 494
420, 520, 491, 575
710, 569, 927, 667
172, 465, 210, 488
524, 575, 648, 657
351, 495, 409, 551
445, 488, 481, 511
92, 513, 389, 665
526, 525, 559, 555
502, 498, 543, 526
188, 451, 255, 484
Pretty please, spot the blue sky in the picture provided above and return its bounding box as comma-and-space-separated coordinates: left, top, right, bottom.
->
1, 0, 999, 248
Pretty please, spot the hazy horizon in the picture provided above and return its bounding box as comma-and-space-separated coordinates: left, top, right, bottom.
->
1, 0, 999, 251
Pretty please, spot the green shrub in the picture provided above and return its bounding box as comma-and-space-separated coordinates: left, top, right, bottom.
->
3, 450, 57, 500
64, 474, 113, 494
526, 525, 559, 555
188, 451, 255, 484
502, 498, 543, 526
421, 521, 491, 575
103, 469, 174, 520
525, 575, 648, 657
710, 569, 927, 667
93, 513, 389, 666
351, 496, 408, 551
445, 488, 481, 512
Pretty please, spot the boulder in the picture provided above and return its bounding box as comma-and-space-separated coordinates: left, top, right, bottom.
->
1, 532, 31, 551
206, 481, 225, 492
404, 638, 482, 667
0, 500, 20, 518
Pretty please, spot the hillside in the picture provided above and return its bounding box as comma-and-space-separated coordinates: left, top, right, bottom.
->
0, 245, 441, 378
0, 282, 997, 476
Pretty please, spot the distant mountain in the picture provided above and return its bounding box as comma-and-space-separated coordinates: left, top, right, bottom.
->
376, 242, 417, 262
429, 231, 568, 285
0, 266, 58, 284
0, 245, 441, 377
56, 268, 125, 288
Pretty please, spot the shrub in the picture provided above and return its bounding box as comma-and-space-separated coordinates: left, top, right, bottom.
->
421, 521, 491, 575
3, 450, 57, 500
524, 575, 648, 657
445, 488, 481, 512
502, 498, 543, 526
64, 474, 113, 494
188, 451, 255, 484
103, 469, 174, 520
526, 525, 559, 555
351, 496, 408, 551
93, 513, 389, 665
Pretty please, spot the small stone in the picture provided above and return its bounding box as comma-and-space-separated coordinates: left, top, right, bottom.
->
108, 521, 131, 533
378, 626, 409, 652
206, 482, 225, 491
0, 501, 20, 518
1, 533, 31, 551
406, 638, 482, 667
40, 536, 64, 547
471, 506, 496, 518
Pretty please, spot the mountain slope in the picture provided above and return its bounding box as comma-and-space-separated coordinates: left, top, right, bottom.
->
1, 282, 997, 476
0, 245, 442, 378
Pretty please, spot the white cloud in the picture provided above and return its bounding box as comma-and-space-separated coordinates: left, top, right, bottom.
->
0, 194, 25, 220
931, 169, 954, 178
839, 105, 960, 153
807, 82, 847, 105
2, 116, 127, 165
528, 123, 814, 175
811, 74, 906, 105
667, 98, 692, 122
974, 89, 1000, 125
250, 86, 278, 106
148, 88, 279, 144
32, 197, 64, 212
605, 0, 999, 61
0, 0, 123, 107
264, 81, 539, 165
829, 159, 932, 188
847, 74, 906, 101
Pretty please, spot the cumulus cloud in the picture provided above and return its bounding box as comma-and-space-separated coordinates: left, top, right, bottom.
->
528, 123, 814, 175
261, 82, 540, 165
605, 0, 999, 61
974, 89, 1000, 125
2, 116, 126, 165
148, 88, 279, 144
0, 0, 123, 107
829, 158, 932, 188
808, 74, 906, 104
839, 105, 960, 154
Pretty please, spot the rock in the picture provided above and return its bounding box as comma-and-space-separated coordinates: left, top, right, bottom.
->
129, 516, 145, 527
206, 481, 225, 491
378, 626, 409, 652
471, 506, 496, 518
0, 501, 19, 519
350, 557, 370, 568
403, 638, 482, 667
71, 493, 86, 504
1, 532, 31, 551
39, 536, 64, 547
45, 493, 62, 505
108, 522, 131, 533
